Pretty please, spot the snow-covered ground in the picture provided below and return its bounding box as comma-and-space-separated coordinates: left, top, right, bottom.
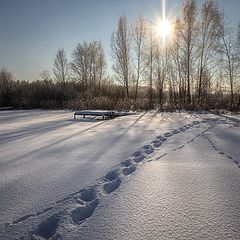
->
0, 110, 240, 239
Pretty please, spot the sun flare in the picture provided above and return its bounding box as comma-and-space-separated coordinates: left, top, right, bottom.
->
154, 0, 173, 44
156, 19, 172, 39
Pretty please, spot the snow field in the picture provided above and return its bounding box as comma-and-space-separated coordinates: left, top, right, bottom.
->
0, 110, 201, 225
2, 114, 239, 239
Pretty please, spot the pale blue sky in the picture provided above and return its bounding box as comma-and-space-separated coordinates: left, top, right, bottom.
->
0, 0, 239, 80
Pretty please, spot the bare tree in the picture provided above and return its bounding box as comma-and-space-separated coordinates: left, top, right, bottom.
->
132, 16, 147, 100
219, 19, 239, 110
171, 19, 187, 108
40, 70, 51, 81
71, 41, 106, 93
197, 0, 221, 104
71, 41, 91, 87
154, 44, 174, 109
236, 22, 240, 108
0, 68, 14, 106
145, 22, 156, 109
180, 0, 198, 107
53, 48, 69, 86
112, 15, 131, 98
94, 42, 107, 92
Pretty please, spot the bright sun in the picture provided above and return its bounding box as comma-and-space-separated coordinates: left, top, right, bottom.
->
156, 19, 172, 39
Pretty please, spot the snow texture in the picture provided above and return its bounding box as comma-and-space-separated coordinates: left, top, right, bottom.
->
0, 110, 240, 239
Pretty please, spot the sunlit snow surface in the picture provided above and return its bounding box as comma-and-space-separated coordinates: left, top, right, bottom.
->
0, 110, 240, 239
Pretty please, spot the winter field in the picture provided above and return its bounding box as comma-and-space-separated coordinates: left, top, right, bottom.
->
0, 110, 240, 239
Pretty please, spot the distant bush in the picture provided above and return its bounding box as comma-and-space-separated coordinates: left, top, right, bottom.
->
0, 67, 239, 112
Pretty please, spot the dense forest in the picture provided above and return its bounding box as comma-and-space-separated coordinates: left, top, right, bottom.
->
1, 0, 240, 111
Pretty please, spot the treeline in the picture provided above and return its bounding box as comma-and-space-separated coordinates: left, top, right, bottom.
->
0, 0, 240, 111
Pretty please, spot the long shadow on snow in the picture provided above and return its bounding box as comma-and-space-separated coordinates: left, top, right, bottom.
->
0, 120, 78, 144
0, 121, 107, 167
0, 110, 65, 124
81, 112, 149, 163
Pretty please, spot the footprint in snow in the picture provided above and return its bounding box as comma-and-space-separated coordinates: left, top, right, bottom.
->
172, 145, 184, 152
187, 138, 194, 144
122, 165, 136, 176
213, 146, 218, 151
104, 170, 119, 181
78, 186, 98, 203
152, 139, 160, 144
71, 199, 99, 225
142, 145, 154, 155
172, 129, 180, 134
153, 141, 162, 148
71, 187, 99, 225
151, 138, 162, 148
145, 148, 154, 155
179, 127, 186, 132
234, 160, 239, 165
121, 159, 136, 176
133, 154, 145, 163
142, 144, 151, 150
32, 214, 62, 240
132, 150, 142, 158
121, 159, 133, 167
157, 135, 166, 142
164, 132, 172, 138
156, 153, 168, 160
103, 170, 122, 194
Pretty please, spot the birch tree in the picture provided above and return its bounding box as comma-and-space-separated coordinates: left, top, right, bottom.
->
112, 15, 131, 98
197, 0, 221, 104
219, 20, 239, 110
132, 16, 147, 100
54, 48, 69, 87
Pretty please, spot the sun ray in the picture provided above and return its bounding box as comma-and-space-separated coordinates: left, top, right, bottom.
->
154, 0, 173, 46
162, 0, 166, 20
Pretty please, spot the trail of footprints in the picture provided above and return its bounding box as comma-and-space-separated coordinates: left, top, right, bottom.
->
157, 116, 240, 162
203, 131, 240, 167
5, 117, 240, 240
155, 123, 215, 161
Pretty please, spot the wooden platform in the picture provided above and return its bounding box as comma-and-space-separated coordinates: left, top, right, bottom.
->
74, 111, 116, 120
